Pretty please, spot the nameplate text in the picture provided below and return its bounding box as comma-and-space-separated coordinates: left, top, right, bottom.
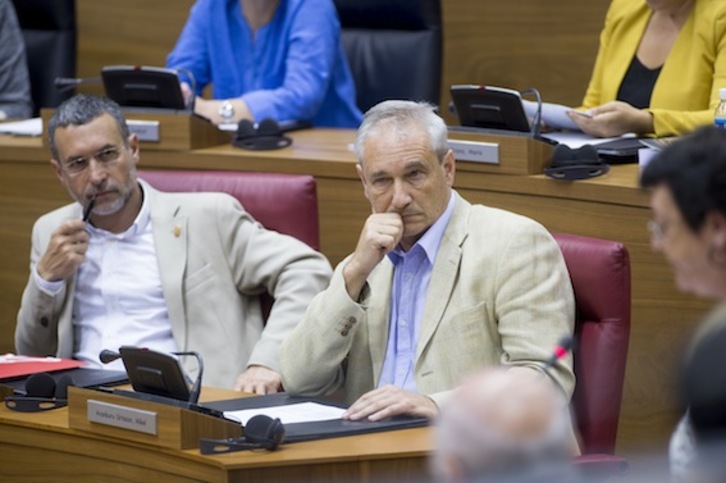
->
87, 399, 158, 435
447, 139, 499, 164
128, 119, 161, 143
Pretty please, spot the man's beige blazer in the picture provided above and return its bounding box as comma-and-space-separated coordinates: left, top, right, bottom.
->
16, 181, 332, 389
281, 192, 575, 407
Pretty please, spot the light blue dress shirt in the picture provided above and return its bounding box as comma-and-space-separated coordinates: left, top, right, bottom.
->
378, 192, 456, 391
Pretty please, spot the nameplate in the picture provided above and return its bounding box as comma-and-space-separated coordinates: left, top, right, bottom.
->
447, 139, 499, 164
87, 399, 158, 435
128, 119, 161, 142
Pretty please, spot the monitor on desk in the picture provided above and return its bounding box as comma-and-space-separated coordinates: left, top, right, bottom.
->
450, 84, 531, 133
102, 65, 187, 110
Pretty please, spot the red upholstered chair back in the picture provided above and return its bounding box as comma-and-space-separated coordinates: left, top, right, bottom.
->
138, 170, 320, 250
553, 233, 631, 455
138, 170, 320, 322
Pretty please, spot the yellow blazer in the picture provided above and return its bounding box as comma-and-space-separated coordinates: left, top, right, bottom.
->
582, 0, 726, 136
280, 193, 575, 407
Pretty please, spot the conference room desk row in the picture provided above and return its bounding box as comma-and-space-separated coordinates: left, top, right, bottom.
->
0, 129, 711, 458
0, 386, 431, 482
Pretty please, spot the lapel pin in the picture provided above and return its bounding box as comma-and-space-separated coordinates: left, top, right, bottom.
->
173, 225, 181, 238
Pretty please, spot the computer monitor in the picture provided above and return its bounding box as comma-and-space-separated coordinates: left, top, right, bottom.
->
450, 84, 530, 133
102, 65, 187, 110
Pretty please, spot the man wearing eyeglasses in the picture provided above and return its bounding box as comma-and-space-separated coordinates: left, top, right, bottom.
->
15, 94, 332, 392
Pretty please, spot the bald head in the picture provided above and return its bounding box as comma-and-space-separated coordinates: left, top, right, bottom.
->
432, 368, 571, 482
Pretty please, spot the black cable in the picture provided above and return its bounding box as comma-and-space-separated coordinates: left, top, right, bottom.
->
520, 87, 542, 139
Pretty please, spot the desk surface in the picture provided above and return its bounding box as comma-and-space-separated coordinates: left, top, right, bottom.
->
0, 386, 432, 482
0, 129, 711, 461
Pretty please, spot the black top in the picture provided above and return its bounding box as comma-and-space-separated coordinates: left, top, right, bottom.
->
617, 55, 662, 109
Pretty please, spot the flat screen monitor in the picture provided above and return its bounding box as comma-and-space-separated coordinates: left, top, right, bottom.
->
102, 65, 186, 110
450, 84, 530, 133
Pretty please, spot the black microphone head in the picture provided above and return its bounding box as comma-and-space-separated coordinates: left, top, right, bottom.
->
245, 415, 285, 450
557, 335, 574, 352
257, 118, 281, 136
54, 374, 75, 399
236, 119, 256, 139
99, 349, 121, 364
25, 372, 56, 398
576, 144, 599, 162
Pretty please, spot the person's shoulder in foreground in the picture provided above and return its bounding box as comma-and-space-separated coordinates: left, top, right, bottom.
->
280, 99, 574, 424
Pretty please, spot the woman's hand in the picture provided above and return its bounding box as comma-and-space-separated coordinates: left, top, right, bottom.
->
567, 101, 654, 137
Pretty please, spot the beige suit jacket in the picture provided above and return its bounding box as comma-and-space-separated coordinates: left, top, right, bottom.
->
16, 181, 332, 389
281, 193, 575, 407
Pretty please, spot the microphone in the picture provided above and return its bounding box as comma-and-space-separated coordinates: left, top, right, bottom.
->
173, 351, 204, 405
98, 347, 203, 404
543, 335, 574, 372
99, 349, 121, 364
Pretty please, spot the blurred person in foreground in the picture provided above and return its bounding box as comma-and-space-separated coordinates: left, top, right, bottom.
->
639, 125, 726, 481
280, 100, 575, 424
678, 312, 726, 483
15, 94, 332, 392
431, 367, 575, 483
568, 0, 726, 138
0, 0, 33, 120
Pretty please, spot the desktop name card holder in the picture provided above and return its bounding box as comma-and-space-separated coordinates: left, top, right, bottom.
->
40, 109, 232, 152
447, 84, 554, 175
67, 387, 241, 450
446, 129, 554, 175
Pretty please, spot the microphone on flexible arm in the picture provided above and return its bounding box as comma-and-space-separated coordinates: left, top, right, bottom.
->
99, 349, 121, 364
99, 347, 204, 404
542, 335, 575, 375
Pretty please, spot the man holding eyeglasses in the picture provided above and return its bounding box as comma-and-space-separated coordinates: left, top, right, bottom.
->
15, 94, 332, 392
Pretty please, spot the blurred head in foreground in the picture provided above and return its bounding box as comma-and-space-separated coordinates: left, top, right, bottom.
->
639, 126, 726, 300
679, 310, 726, 482
431, 368, 572, 482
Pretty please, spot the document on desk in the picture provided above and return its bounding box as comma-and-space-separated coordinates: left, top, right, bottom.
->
207, 393, 429, 442
522, 100, 585, 132
224, 401, 345, 425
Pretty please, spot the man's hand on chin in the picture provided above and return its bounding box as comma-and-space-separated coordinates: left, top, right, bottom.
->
342, 384, 438, 421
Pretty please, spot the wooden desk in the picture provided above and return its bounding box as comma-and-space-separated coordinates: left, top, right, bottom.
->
0, 129, 712, 459
0, 387, 431, 482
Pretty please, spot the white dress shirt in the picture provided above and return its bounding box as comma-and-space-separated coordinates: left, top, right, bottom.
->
34, 186, 177, 370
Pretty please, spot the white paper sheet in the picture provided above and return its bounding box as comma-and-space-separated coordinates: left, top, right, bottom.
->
522, 100, 587, 132
0, 117, 42, 136
223, 401, 346, 426
540, 131, 632, 149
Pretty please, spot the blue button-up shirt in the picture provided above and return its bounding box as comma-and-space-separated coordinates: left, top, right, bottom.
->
378, 192, 456, 391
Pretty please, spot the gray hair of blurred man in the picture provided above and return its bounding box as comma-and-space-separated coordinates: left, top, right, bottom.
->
353, 100, 449, 165
431, 367, 572, 483
48, 94, 130, 161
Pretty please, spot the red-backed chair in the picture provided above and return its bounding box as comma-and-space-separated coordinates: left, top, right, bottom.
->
553, 233, 631, 477
139, 170, 321, 320
138, 170, 319, 250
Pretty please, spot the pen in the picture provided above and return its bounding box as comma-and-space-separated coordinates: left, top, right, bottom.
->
82, 198, 95, 222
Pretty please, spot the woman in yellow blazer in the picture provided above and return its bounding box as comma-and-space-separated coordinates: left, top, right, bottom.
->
568, 0, 726, 138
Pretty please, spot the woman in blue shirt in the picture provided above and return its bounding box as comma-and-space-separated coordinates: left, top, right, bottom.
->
167, 0, 362, 128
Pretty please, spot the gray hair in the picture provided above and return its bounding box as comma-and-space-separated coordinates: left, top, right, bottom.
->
353, 100, 449, 164
431, 370, 573, 482
48, 94, 130, 160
